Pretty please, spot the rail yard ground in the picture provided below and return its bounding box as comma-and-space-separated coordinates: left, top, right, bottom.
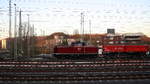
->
0, 59, 150, 84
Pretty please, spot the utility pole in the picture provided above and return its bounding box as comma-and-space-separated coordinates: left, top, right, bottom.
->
19, 9, 22, 56
32, 25, 34, 37
31, 24, 35, 56
89, 20, 92, 44
9, 0, 12, 38
80, 12, 84, 42
9, 0, 12, 58
14, 3, 17, 60
27, 14, 30, 57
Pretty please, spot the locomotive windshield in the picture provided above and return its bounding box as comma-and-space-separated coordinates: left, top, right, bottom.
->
71, 41, 86, 46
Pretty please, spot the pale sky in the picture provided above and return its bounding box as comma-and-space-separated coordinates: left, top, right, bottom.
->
0, 0, 150, 38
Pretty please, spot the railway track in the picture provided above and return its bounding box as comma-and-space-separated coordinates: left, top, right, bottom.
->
0, 60, 150, 83
1, 79, 150, 84
0, 59, 150, 64
1, 75, 150, 81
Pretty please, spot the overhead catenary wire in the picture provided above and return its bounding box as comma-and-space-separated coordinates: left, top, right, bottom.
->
0, 0, 149, 36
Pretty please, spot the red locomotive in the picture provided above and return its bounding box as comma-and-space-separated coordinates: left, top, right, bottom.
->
103, 45, 149, 54
53, 41, 98, 58
102, 45, 149, 58
101, 33, 150, 58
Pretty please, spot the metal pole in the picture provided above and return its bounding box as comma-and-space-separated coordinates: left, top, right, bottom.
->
19, 9, 22, 39
9, 0, 12, 58
31, 24, 35, 56
80, 12, 84, 42
82, 13, 84, 38
89, 20, 91, 44
19, 9, 22, 56
80, 13, 82, 41
27, 14, 30, 57
9, 0, 12, 38
14, 3, 17, 60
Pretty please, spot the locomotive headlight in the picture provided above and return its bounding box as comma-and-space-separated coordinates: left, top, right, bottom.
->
146, 51, 150, 55
98, 49, 103, 55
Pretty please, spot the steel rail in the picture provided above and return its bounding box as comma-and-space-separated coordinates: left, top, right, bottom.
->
0, 68, 150, 72
1, 75, 150, 81
0, 60, 150, 65
0, 63, 150, 68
